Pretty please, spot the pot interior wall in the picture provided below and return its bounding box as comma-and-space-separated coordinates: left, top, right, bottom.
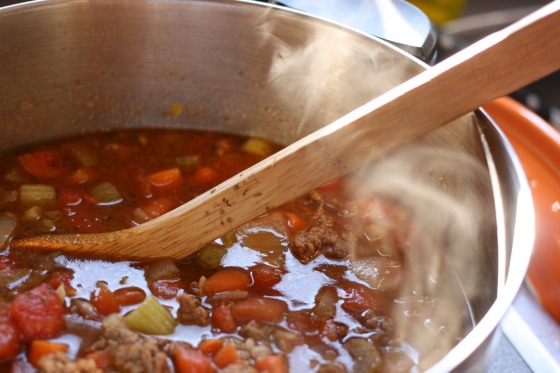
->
0, 0, 507, 369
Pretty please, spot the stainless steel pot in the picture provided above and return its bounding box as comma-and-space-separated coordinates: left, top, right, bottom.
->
0, 0, 533, 371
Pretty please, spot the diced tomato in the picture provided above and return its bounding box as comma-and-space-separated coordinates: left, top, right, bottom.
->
320, 319, 344, 341
286, 311, 317, 334
198, 339, 223, 355
113, 287, 146, 306
341, 282, 385, 314
46, 271, 76, 297
27, 340, 68, 367
0, 303, 22, 361
18, 149, 67, 179
211, 302, 236, 333
175, 344, 215, 373
213, 343, 237, 369
148, 168, 184, 191
140, 197, 177, 219
69, 168, 97, 184
84, 349, 111, 370
255, 355, 289, 373
150, 279, 186, 300
231, 298, 287, 324
11, 284, 63, 341
202, 269, 251, 296
192, 167, 219, 186
58, 187, 86, 207
285, 212, 307, 233
92, 286, 121, 316
250, 264, 281, 288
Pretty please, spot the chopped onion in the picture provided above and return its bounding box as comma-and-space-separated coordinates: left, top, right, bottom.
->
124, 296, 176, 335
196, 243, 227, 268
175, 155, 200, 171
88, 182, 122, 205
144, 259, 179, 281
242, 137, 272, 157
0, 187, 17, 207
19, 184, 56, 204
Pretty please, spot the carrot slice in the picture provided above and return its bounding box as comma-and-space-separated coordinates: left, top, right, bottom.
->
192, 167, 219, 185
250, 264, 281, 288
231, 298, 287, 323
27, 340, 68, 367
255, 355, 289, 373
285, 212, 307, 233
140, 197, 177, 219
92, 286, 121, 316
175, 345, 215, 373
18, 150, 66, 179
113, 287, 146, 306
84, 349, 111, 370
213, 343, 238, 369
198, 339, 223, 355
148, 168, 183, 191
202, 269, 251, 296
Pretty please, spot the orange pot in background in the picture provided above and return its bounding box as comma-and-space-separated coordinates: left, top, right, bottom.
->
484, 97, 560, 323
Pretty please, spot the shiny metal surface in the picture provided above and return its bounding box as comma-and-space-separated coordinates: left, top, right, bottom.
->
0, 0, 533, 371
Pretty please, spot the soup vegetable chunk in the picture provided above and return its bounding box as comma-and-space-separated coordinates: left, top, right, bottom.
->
0, 129, 469, 372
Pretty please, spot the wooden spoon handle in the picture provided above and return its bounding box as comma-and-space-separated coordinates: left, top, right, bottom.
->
12, 1, 560, 259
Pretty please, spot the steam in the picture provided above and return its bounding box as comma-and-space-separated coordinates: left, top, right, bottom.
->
250, 8, 493, 370
354, 146, 492, 369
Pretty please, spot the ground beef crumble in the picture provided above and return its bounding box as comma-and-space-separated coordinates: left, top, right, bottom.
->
88, 315, 171, 373
38, 352, 101, 373
176, 293, 210, 326
293, 223, 353, 262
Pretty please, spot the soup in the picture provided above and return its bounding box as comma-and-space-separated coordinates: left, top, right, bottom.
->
0, 129, 471, 372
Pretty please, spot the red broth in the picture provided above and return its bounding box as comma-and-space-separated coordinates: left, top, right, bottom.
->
0, 129, 471, 372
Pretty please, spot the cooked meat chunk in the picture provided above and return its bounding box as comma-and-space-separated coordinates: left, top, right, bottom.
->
362, 312, 395, 345
272, 328, 302, 353
176, 293, 210, 326
239, 320, 271, 342
293, 224, 351, 262
38, 352, 101, 373
89, 315, 171, 373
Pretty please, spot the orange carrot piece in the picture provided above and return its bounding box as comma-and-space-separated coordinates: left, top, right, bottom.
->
202, 269, 251, 296
285, 212, 307, 233
250, 264, 281, 288
84, 349, 111, 370
140, 197, 177, 219
148, 168, 183, 190
255, 355, 289, 373
175, 345, 215, 373
192, 167, 219, 185
213, 343, 238, 369
231, 298, 287, 323
113, 287, 146, 306
92, 287, 121, 316
198, 339, 223, 355
27, 340, 68, 367
70, 168, 97, 184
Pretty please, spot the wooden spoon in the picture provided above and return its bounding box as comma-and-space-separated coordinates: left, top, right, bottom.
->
11, 2, 560, 259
